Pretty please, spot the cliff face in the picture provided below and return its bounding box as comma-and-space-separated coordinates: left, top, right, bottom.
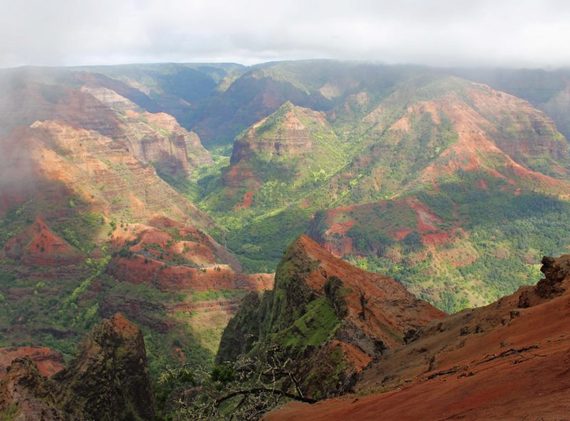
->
106, 215, 274, 292
0, 358, 65, 421
82, 85, 212, 176
325, 76, 570, 202
217, 235, 444, 399
215, 292, 264, 363
0, 119, 211, 227
267, 254, 570, 420
0, 314, 155, 421
53, 314, 155, 420
0, 347, 64, 379
0, 71, 211, 179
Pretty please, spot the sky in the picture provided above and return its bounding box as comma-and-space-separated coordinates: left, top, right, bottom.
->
1, 0, 570, 68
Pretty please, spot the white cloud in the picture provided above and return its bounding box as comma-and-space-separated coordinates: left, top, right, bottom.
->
1, 0, 569, 68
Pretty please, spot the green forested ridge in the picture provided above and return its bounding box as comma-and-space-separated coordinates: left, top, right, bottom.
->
176, 69, 570, 313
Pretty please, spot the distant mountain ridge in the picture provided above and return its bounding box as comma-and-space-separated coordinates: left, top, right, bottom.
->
193, 69, 570, 310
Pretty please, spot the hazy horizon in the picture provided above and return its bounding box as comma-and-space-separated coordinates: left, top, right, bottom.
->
2, 58, 570, 72
2, 0, 570, 69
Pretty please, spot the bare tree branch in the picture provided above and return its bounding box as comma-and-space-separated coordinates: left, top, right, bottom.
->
215, 388, 317, 406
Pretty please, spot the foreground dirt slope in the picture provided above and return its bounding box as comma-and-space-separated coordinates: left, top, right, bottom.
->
268, 256, 570, 420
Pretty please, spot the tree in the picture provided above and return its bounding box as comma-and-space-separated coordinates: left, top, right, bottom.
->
161, 345, 315, 420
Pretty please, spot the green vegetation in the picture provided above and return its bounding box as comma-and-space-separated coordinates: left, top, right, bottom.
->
189, 289, 247, 301
5, 62, 570, 419
0, 204, 33, 248
178, 77, 466, 273
0, 404, 19, 421
346, 185, 570, 312
148, 73, 570, 318
274, 298, 340, 348
51, 208, 105, 254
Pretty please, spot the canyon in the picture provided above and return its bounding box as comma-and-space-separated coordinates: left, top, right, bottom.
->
2, 60, 570, 418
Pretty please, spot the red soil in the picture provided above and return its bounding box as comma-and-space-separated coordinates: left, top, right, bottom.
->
323, 237, 353, 257
268, 255, 570, 420
109, 255, 273, 292
3, 217, 83, 266
108, 255, 164, 285
328, 340, 372, 373
476, 178, 489, 190
325, 220, 355, 236
111, 216, 241, 271
0, 347, 64, 378
393, 228, 413, 241
405, 198, 441, 233
421, 231, 453, 246
107, 312, 141, 338
235, 191, 255, 210
158, 265, 273, 291
417, 89, 570, 196
318, 197, 456, 254
222, 165, 261, 189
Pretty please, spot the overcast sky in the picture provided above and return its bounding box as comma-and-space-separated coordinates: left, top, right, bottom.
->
2, 0, 570, 68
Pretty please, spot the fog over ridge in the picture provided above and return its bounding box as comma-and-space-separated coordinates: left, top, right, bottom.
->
1, 0, 570, 69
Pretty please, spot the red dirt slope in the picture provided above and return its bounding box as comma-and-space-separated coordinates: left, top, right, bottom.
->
3, 217, 83, 266
268, 255, 570, 420
0, 347, 64, 378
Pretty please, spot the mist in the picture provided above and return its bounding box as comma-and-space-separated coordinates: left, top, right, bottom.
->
2, 0, 570, 68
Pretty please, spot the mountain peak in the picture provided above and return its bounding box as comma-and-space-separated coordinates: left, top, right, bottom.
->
276, 234, 445, 343
217, 235, 444, 398
279, 100, 295, 111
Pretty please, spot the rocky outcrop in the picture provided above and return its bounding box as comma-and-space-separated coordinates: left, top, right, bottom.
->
230, 101, 326, 164
0, 314, 155, 421
106, 215, 274, 292
108, 255, 273, 291
0, 358, 64, 421
81, 84, 212, 176
111, 216, 240, 270
215, 101, 345, 209
216, 292, 263, 363
518, 255, 570, 307
217, 235, 444, 399
10, 120, 212, 227
53, 314, 155, 421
